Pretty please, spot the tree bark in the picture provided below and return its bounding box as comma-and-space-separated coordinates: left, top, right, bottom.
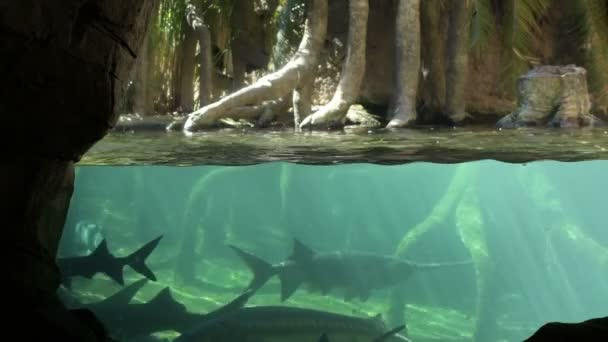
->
420, 0, 447, 119
186, 3, 213, 107
197, 25, 213, 106
172, 37, 185, 111
387, 0, 421, 128
179, 27, 198, 113
293, 75, 315, 129
133, 30, 153, 115
579, 0, 608, 117
183, 0, 328, 131
444, 0, 473, 123
299, 0, 369, 129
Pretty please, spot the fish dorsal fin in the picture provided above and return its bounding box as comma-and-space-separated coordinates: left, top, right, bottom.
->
148, 287, 187, 313
95, 278, 148, 309
289, 238, 315, 262
91, 239, 111, 259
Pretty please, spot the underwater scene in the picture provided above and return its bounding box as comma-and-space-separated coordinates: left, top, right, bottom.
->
57, 160, 608, 342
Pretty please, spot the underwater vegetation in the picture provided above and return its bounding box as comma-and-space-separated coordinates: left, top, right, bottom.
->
58, 160, 608, 341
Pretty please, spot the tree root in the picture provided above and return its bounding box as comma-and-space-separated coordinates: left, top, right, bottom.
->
183, 0, 327, 132
299, 0, 369, 129
387, 0, 420, 128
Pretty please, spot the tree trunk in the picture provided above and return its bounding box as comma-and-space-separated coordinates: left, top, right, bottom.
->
186, 3, 213, 107
179, 27, 198, 113
172, 39, 185, 111
420, 0, 447, 120
387, 0, 421, 128
231, 56, 246, 92
184, 0, 328, 131
134, 30, 153, 115
580, 0, 608, 117
293, 76, 315, 129
197, 24, 213, 106
299, 0, 369, 129
444, 0, 473, 123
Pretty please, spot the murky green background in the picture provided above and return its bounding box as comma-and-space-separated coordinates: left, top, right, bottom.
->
59, 160, 608, 341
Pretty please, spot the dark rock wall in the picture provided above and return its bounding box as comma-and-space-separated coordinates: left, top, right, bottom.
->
2, 0, 158, 159
1, 0, 159, 337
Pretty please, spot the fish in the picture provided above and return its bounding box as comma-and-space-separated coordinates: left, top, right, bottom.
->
230, 238, 472, 302
175, 306, 411, 342
61, 279, 255, 340
318, 324, 407, 342
57, 235, 163, 287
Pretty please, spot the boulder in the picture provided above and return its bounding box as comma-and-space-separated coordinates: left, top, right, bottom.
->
497, 65, 602, 128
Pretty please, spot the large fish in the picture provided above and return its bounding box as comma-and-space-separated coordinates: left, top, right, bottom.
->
60, 279, 254, 340
57, 235, 163, 287
175, 305, 411, 342
230, 238, 472, 302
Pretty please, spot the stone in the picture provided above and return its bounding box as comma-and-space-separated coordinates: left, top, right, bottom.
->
497, 65, 603, 128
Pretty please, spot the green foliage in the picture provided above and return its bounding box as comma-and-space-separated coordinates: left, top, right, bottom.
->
470, 0, 607, 104
469, 0, 553, 90
269, 0, 307, 70
471, 0, 497, 53
501, 0, 553, 90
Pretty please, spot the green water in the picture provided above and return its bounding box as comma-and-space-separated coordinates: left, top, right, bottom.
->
59, 160, 608, 342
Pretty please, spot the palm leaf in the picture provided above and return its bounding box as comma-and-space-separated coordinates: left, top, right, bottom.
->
269, 0, 307, 70
502, 0, 553, 90
471, 0, 497, 52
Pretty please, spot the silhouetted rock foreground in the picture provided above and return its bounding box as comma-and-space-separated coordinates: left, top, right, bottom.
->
524, 317, 608, 342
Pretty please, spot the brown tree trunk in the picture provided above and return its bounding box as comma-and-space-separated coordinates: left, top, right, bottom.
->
420, 0, 447, 120
179, 27, 197, 113
183, 3, 214, 109
133, 30, 153, 115
184, 0, 328, 131
579, 0, 608, 117
444, 0, 473, 123
387, 0, 421, 127
231, 57, 246, 92
172, 39, 185, 111
197, 24, 213, 106
299, 0, 369, 129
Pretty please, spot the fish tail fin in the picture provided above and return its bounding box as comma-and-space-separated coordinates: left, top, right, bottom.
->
229, 244, 275, 291
91, 239, 124, 285
373, 325, 408, 342
125, 235, 163, 281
